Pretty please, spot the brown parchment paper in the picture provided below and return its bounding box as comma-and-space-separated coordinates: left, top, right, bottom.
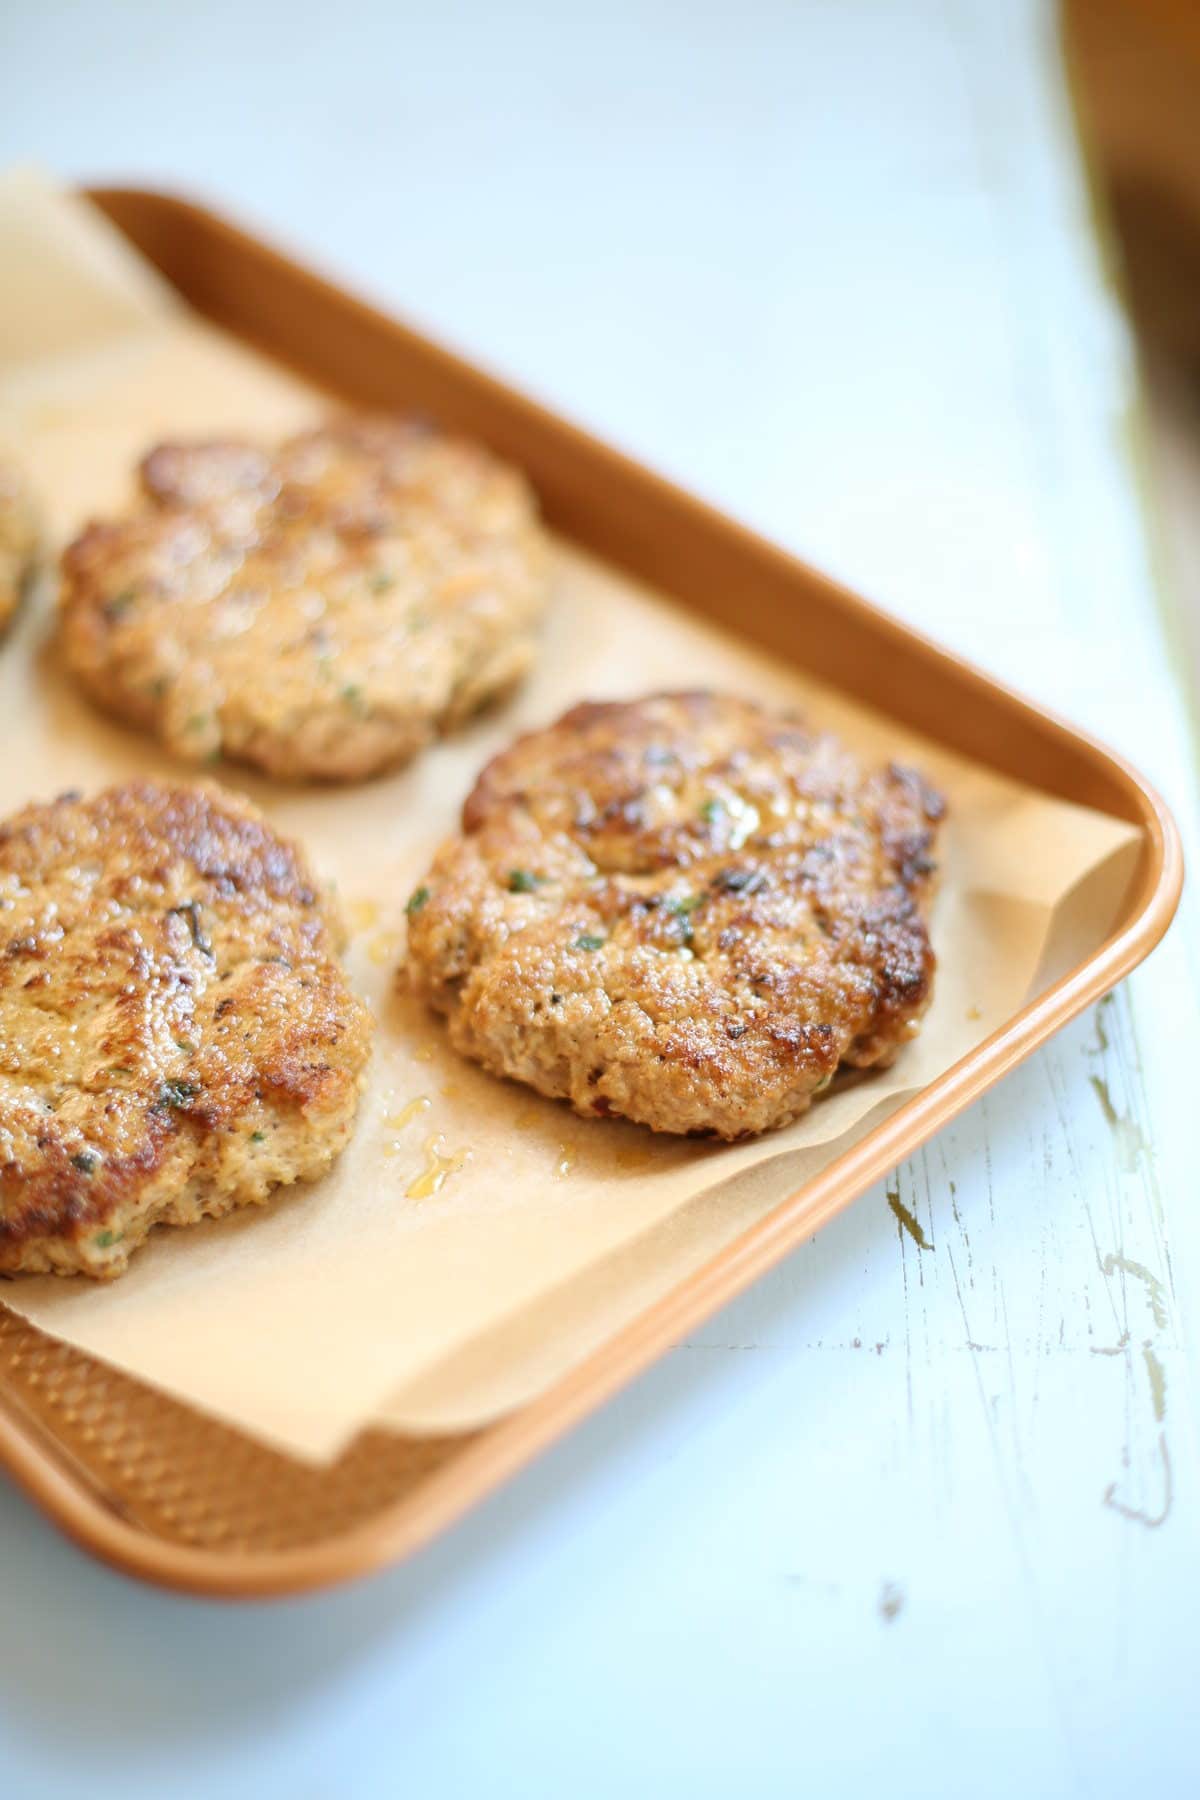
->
0, 174, 1139, 1460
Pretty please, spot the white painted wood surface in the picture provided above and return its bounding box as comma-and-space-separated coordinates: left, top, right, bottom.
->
1, 1, 1197, 1794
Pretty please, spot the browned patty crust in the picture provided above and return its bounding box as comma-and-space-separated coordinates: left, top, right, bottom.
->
0, 781, 372, 1277
57, 416, 550, 781
0, 458, 38, 635
405, 692, 945, 1139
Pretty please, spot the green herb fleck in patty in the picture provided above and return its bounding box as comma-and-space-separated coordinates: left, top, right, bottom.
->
167, 898, 212, 957
155, 1078, 200, 1111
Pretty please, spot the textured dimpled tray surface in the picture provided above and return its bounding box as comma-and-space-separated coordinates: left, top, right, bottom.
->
0, 188, 1183, 1598
0, 1309, 467, 1566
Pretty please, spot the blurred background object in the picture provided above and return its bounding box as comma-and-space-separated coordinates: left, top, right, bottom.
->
1065, 0, 1200, 716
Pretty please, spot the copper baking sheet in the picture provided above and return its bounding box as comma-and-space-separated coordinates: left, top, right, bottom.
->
0, 186, 1182, 1597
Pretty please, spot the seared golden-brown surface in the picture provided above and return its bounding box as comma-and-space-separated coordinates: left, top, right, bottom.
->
0, 781, 372, 1277
58, 417, 550, 781
0, 458, 38, 636
406, 692, 945, 1138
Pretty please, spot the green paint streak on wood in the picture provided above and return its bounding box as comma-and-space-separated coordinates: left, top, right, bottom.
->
1093, 993, 1111, 1054
1102, 1252, 1169, 1331
1143, 1342, 1168, 1424
1088, 1072, 1119, 1128
1104, 1433, 1173, 1531
886, 1186, 930, 1251
1088, 1072, 1148, 1173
